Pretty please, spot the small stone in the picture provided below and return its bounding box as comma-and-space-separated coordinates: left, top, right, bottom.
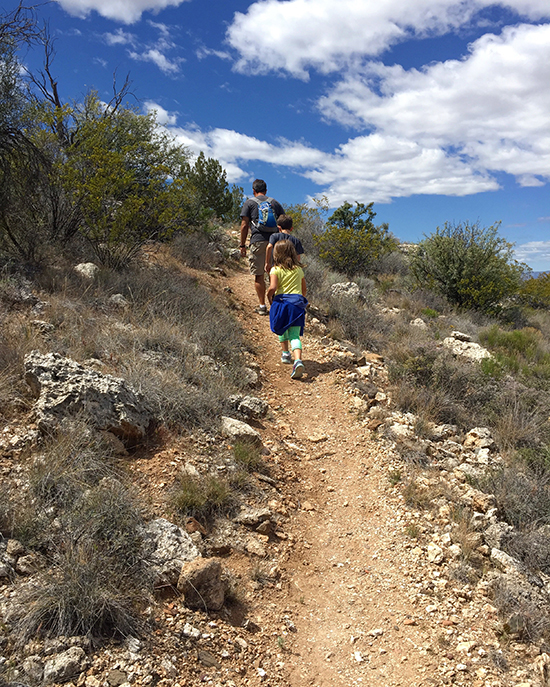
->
198, 650, 221, 669
107, 669, 128, 686
368, 628, 384, 637
427, 542, 444, 564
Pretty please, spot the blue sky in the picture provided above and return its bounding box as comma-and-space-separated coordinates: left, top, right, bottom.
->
9, 0, 550, 269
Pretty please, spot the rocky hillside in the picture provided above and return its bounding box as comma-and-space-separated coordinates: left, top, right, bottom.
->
1, 241, 550, 687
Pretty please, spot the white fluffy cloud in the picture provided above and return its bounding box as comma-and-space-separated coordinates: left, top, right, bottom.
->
55, 0, 190, 24
515, 241, 550, 267
128, 48, 181, 73
317, 23, 550, 188
226, 0, 550, 77
144, 101, 177, 125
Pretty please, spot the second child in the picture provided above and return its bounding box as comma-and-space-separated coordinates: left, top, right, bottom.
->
264, 214, 304, 274
267, 240, 308, 380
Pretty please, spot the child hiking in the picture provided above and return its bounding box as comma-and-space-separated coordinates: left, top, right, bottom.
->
267, 240, 308, 380
264, 214, 304, 274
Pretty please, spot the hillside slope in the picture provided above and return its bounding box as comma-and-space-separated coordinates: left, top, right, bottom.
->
0, 253, 545, 687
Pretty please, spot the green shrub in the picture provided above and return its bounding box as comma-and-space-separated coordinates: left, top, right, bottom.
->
410, 221, 524, 313
519, 271, 550, 308
479, 325, 550, 380
314, 201, 397, 277
233, 440, 265, 473
171, 472, 235, 519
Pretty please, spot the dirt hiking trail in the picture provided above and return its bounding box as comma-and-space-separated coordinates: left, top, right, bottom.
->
223, 264, 502, 687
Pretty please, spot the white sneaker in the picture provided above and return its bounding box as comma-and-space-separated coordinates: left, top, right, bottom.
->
291, 360, 305, 379
281, 352, 292, 364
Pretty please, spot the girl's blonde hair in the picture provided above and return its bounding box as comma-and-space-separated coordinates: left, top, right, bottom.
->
273, 240, 299, 270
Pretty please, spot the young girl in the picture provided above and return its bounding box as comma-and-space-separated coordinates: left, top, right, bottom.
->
267, 240, 308, 379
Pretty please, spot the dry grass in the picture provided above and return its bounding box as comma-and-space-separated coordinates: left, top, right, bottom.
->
14, 538, 144, 643
490, 575, 550, 643
233, 440, 266, 474
170, 472, 236, 520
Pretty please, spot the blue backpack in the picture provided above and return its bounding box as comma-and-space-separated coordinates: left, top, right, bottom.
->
252, 197, 278, 231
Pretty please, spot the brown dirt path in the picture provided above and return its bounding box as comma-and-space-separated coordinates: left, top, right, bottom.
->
225, 264, 463, 687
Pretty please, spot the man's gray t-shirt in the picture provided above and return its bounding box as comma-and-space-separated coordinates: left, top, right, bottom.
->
241, 195, 284, 244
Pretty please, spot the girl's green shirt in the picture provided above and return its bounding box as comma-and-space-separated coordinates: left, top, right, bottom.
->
271, 265, 304, 296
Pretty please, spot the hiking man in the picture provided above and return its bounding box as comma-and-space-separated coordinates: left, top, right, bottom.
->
240, 179, 284, 315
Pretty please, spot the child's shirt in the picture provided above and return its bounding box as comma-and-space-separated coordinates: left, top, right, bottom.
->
271, 265, 304, 296
268, 232, 304, 256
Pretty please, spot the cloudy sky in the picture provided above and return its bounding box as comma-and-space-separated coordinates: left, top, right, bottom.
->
9, 0, 550, 269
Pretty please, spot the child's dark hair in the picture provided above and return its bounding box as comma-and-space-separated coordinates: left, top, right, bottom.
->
273, 240, 300, 270
276, 214, 293, 230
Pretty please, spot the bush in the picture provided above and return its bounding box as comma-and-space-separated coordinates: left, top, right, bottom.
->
29, 424, 118, 509
326, 295, 390, 352
520, 271, 550, 308
171, 472, 235, 519
479, 325, 550, 380
233, 440, 266, 473
410, 220, 524, 313
314, 202, 397, 277
480, 463, 550, 529
15, 538, 144, 642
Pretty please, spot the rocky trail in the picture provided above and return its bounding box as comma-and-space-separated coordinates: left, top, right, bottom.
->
210, 264, 535, 687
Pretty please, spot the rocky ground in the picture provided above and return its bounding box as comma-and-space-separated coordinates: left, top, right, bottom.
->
2, 255, 550, 687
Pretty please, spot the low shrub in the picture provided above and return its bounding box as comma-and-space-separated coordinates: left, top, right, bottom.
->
29, 424, 118, 509
171, 472, 235, 519
490, 575, 550, 642
326, 296, 389, 352
479, 325, 550, 380
503, 529, 550, 576
233, 440, 265, 473
479, 464, 550, 530
15, 538, 144, 643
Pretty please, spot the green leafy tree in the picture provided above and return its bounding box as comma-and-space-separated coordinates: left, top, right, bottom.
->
410, 221, 524, 312
314, 201, 397, 276
0, 5, 66, 264
57, 95, 191, 267
187, 151, 235, 222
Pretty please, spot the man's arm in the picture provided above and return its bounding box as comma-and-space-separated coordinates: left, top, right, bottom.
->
240, 217, 250, 258
264, 242, 274, 273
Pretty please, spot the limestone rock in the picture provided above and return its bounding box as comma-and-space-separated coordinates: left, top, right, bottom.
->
43, 646, 87, 684
74, 262, 99, 279
177, 557, 225, 611
410, 318, 427, 329
330, 282, 362, 300
220, 416, 262, 446
233, 508, 271, 527
442, 337, 491, 362
24, 351, 154, 445
141, 518, 200, 587
228, 395, 269, 420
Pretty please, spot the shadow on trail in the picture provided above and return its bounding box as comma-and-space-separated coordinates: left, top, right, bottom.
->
296, 356, 356, 382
